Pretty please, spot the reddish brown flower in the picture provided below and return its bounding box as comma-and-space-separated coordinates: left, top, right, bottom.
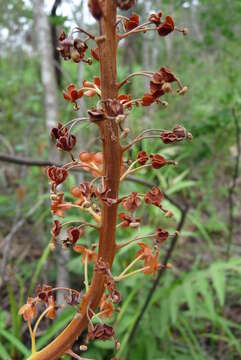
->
65, 290, 81, 305
143, 250, 160, 278
136, 242, 153, 260
141, 93, 155, 106
63, 227, 84, 247
51, 123, 76, 152
51, 122, 76, 158
97, 187, 117, 207
154, 227, 169, 244
117, 0, 136, 10
71, 39, 88, 63
18, 297, 37, 321
160, 130, 178, 144
150, 154, 167, 169
82, 77, 100, 97
62, 84, 83, 110
119, 212, 141, 228
99, 294, 114, 318
172, 125, 187, 140
51, 193, 72, 217
149, 12, 162, 26
78, 151, 103, 177
144, 186, 163, 207
36, 284, 52, 303
87, 323, 115, 341
71, 182, 96, 208
46, 166, 68, 189
57, 31, 72, 60
73, 245, 97, 264
122, 192, 141, 212
90, 47, 100, 61
88, 107, 105, 122
124, 13, 139, 31
51, 220, 62, 242
157, 16, 175, 36
137, 151, 149, 165
46, 296, 56, 320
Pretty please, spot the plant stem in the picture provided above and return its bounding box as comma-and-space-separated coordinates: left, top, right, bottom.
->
28, 2, 121, 359
84, 255, 89, 292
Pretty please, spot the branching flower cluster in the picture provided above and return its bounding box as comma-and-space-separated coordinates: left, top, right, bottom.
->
19, 1, 192, 359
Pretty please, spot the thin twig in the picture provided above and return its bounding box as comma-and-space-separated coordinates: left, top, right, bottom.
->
226, 108, 240, 258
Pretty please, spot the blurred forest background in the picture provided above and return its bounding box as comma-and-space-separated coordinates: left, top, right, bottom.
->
0, 0, 241, 359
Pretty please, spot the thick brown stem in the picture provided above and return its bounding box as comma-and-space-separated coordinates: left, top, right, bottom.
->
28, 2, 121, 359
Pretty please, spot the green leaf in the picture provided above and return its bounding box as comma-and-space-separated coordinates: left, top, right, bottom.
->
167, 180, 196, 195
198, 277, 215, 318
0, 342, 10, 360
184, 280, 196, 316
0, 328, 30, 357
210, 265, 226, 306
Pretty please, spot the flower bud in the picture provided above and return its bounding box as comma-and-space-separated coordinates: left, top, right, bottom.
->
178, 86, 188, 95
80, 345, 88, 351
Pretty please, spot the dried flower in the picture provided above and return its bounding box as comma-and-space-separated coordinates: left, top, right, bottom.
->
149, 12, 162, 26
143, 250, 160, 278
63, 227, 84, 247
137, 151, 149, 165
46, 296, 56, 320
73, 245, 97, 263
150, 153, 175, 169
90, 47, 100, 61
136, 242, 153, 261
144, 186, 164, 207
119, 212, 141, 227
65, 290, 81, 305
36, 284, 52, 303
157, 16, 175, 36
87, 323, 115, 341
160, 130, 178, 144
122, 192, 141, 212
100, 294, 114, 318
18, 297, 37, 321
57, 31, 72, 60
124, 13, 139, 31
141, 93, 156, 106
154, 227, 169, 244
46, 166, 68, 189
88, 107, 105, 122
62, 84, 83, 110
51, 220, 62, 242
51, 193, 72, 217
